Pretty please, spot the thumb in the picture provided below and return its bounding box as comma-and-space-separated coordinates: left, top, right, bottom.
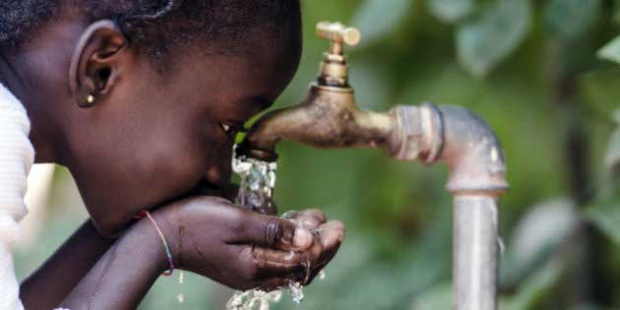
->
236, 212, 313, 250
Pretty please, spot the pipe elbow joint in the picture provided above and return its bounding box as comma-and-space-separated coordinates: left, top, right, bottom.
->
390, 104, 508, 195
437, 105, 508, 195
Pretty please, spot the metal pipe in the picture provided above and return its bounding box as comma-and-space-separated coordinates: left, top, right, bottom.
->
394, 104, 507, 310
440, 106, 507, 310
454, 195, 499, 310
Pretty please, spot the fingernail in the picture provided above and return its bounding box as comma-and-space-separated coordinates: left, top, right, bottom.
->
293, 228, 312, 248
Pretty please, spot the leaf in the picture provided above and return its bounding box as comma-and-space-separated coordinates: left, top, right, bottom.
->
456, 0, 532, 77
426, 0, 474, 24
582, 104, 620, 247
586, 198, 620, 245
350, 0, 411, 46
502, 259, 565, 310
545, 0, 601, 42
597, 35, 620, 65
500, 198, 578, 287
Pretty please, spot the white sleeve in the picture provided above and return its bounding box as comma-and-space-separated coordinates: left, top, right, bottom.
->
0, 84, 35, 310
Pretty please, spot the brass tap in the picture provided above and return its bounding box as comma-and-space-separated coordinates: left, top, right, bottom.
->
236, 22, 508, 194
236, 22, 401, 161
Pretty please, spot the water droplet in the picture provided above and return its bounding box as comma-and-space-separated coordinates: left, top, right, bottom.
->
288, 281, 304, 304
497, 237, 505, 258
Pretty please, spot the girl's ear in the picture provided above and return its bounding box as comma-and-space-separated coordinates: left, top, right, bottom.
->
69, 20, 127, 108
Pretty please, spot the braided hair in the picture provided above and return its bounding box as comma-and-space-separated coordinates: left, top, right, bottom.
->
0, 0, 299, 61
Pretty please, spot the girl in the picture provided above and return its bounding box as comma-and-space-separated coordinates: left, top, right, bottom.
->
0, 0, 344, 308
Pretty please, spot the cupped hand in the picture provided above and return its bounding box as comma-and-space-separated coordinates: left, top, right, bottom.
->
151, 197, 344, 291
281, 209, 344, 284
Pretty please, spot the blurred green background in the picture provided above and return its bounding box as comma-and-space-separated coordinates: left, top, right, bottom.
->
14, 0, 620, 309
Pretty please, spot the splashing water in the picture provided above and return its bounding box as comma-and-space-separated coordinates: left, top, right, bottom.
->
228, 150, 318, 309
232, 152, 277, 214
226, 290, 283, 310
288, 281, 304, 304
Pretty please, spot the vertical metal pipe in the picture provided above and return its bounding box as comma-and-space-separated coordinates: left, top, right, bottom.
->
453, 195, 499, 310
428, 105, 507, 310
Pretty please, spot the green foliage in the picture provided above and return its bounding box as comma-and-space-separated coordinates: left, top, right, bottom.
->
501, 259, 566, 310
545, 0, 601, 42
598, 35, 620, 65
586, 118, 620, 246
456, 0, 531, 77
586, 197, 620, 245
350, 0, 412, 46
426, 0, 474, 24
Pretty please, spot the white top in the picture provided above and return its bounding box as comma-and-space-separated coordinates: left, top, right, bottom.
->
0, 83, 33, 310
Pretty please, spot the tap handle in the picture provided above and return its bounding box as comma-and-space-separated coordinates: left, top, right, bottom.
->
316, 22, 361, 49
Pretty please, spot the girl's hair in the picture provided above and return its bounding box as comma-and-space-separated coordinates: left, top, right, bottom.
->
0, 0, 299, 60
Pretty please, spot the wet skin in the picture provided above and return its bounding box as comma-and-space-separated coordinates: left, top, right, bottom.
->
0, 4, 345, 309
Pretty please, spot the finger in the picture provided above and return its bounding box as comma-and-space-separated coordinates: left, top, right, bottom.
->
310, 220, 345, 250
280, 210, 299, 220
296, 220, 344, 267
303, 221, 345, 284
300, 209, 327, 223
251, 247, 309, 282
283, 209, 326, 222
282, 209, 326, 230
237, 213, 313, 250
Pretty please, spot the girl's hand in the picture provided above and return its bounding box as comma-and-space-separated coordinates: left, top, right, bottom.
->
152, 196, 344, 290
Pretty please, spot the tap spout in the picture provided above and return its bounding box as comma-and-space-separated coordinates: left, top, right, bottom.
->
236, 85, 396, 161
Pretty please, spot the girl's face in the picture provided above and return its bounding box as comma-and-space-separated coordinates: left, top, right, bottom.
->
68, 29, 302, 236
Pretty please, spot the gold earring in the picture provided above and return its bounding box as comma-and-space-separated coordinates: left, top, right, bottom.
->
78, 94, 96, 108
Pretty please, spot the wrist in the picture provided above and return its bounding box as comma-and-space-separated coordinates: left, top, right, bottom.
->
61, 217, 172, 309
130, 212, 173, 274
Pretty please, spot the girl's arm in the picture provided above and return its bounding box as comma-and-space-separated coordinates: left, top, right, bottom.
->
20, 221, 116, 309
19, 183, 240, 309
59, 197, 344, 309
60, 216, 166, 309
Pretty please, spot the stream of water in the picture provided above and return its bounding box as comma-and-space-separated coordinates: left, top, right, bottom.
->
227, 150, 308, 310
